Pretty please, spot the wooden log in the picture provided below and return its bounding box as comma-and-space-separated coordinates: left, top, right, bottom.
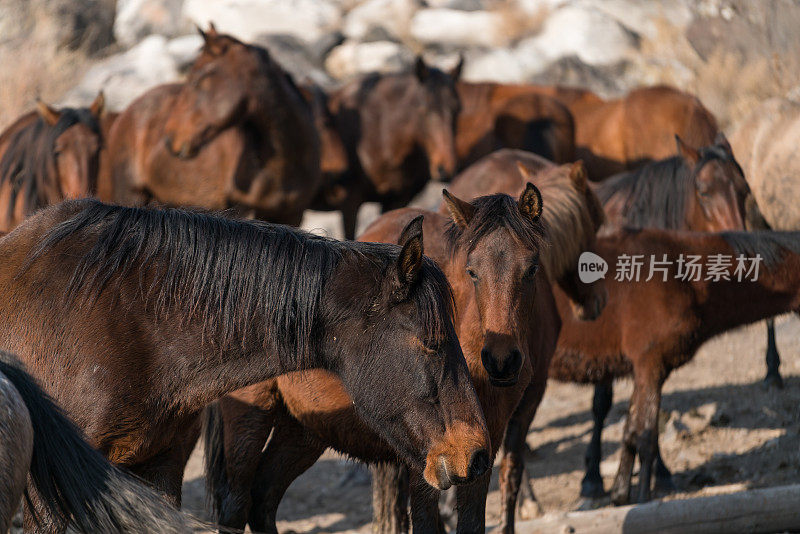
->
515, 484, 800, 534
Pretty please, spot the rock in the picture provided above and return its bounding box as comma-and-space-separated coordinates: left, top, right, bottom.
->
114, 0, 188, 47
424, 0, 487, 10
519, 5, 639, 68
182, 0, 342, 44
343, 0, 419, 42
1, 0, 115, 54
63, 35, 180, 111
662, 411, 690, 442
165, 34, 203, 71
462, 48, 527, 83
255, 34, 336, 88
529, 56, 633, 97
325, 40, 412, 80
410, 8, 507, 48
580, 0, 693, 40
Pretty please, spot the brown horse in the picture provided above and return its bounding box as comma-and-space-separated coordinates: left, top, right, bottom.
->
549, 228, 800, 504
203, 184, 552, 533
731, 97, 800, 388
537, 85, 720, 180
100, 25, 320, 225
0, 351, 192, 533
445, 149, 608, 322
0, 199, 489, 531
0, 93, 104, 232
455, 81, 575, 171
313, 56, 462, 239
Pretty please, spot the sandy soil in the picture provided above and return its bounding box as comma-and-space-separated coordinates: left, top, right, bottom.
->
179, 307, 800, 532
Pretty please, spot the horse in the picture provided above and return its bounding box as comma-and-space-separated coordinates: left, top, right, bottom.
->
0, 92, 104, 232
313, 56, 462, 239
202, 183, 558, 533
537, 85, 721, 181
441, 149, 608, 531
730, 97, 800, 388
100, 25, 320, 226
549, 228, 800, 504
455, 81, 575, 171
596, 133, 748, 237
0, 199, 489, 531
0, 350, 192, 533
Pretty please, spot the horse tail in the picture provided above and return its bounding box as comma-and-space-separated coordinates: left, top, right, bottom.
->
203, 401, 228, 520
0, 352, 191, 533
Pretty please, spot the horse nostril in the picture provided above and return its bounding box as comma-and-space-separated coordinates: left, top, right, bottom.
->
506, 349, 523, 374
480, 348, 498, 375
468, 448, 491, 480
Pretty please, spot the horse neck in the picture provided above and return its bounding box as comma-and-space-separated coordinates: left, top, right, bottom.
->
696, 248, 800, 338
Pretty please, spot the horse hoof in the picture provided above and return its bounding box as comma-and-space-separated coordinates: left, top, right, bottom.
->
762, 373, 784, 390
610, 487, 630, 506
580, 478, 606, 499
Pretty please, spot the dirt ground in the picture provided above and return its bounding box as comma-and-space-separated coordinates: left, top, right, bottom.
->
180, 309, 800, 533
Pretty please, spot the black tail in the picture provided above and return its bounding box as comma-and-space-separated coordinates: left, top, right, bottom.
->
0, 351, 191, 533
203, 401, 228, 520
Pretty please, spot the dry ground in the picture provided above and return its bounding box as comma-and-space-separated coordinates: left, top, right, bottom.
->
180, 311, 800, 532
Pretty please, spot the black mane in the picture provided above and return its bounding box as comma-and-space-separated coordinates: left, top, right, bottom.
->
721, 230, 800, 268
26, 200, 454, 370
444, 193, 548, 255
0, 108, 100, 223
596, 146, 740, 230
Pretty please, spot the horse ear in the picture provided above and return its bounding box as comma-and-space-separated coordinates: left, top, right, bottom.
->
715, 131, 733, 154
675, 135, 699, 166
36, 99, 61, 126
442, 189, 475, 229
89, 91, 105, 118
450, 55, 464, 81
414, 56, 430, 83
518, 182, 543, 221
199, 22, 223, 54
396, 217, 424, 291
568, 160, 588, 192
397, 215, 424, 247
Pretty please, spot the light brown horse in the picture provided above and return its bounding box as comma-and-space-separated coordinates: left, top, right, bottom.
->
731, 97, 800, 388
203, 184, 553, 533
455, 81, 575, 171
537, 84, 721, 180
100, 25, 320, 225
550, 228, 800, 504
313, 56, 462, 239
0, 199, 489, 532
0, 93, 104, 232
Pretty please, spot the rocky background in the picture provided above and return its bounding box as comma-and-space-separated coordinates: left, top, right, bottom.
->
3, 0, 800, 131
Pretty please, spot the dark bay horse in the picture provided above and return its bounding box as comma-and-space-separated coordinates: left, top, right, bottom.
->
596, 133, 749, 237
0, 351, 191, 533
313, 56, 462, 239
550, 228, 800, 504
0, 199, 489, 530
0, 92, 104, 232
455, 81, 575, 171
544, 85, 721, 180
203, 185, 551, 533
100, 25, 320, 225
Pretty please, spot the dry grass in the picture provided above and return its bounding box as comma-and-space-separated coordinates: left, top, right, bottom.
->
635, 18, 800, 130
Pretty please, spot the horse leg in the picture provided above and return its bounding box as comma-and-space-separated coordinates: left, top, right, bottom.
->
454, 469, 491, 534
496, 382, 546, 534
409, 472, 444, 534
371, 463, 410, 534
214, 397, 275, 529
610, 366, 663, 505
247, 417, 325, 534
763, 318, 784, 389
580, 380, 613, 498
653, 443, 675, 493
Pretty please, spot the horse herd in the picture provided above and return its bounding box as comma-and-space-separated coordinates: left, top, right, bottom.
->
0, 24, 798, 534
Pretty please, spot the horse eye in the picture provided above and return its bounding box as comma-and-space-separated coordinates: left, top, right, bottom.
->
466, 267, 478, 281
523, 263, 539, 280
